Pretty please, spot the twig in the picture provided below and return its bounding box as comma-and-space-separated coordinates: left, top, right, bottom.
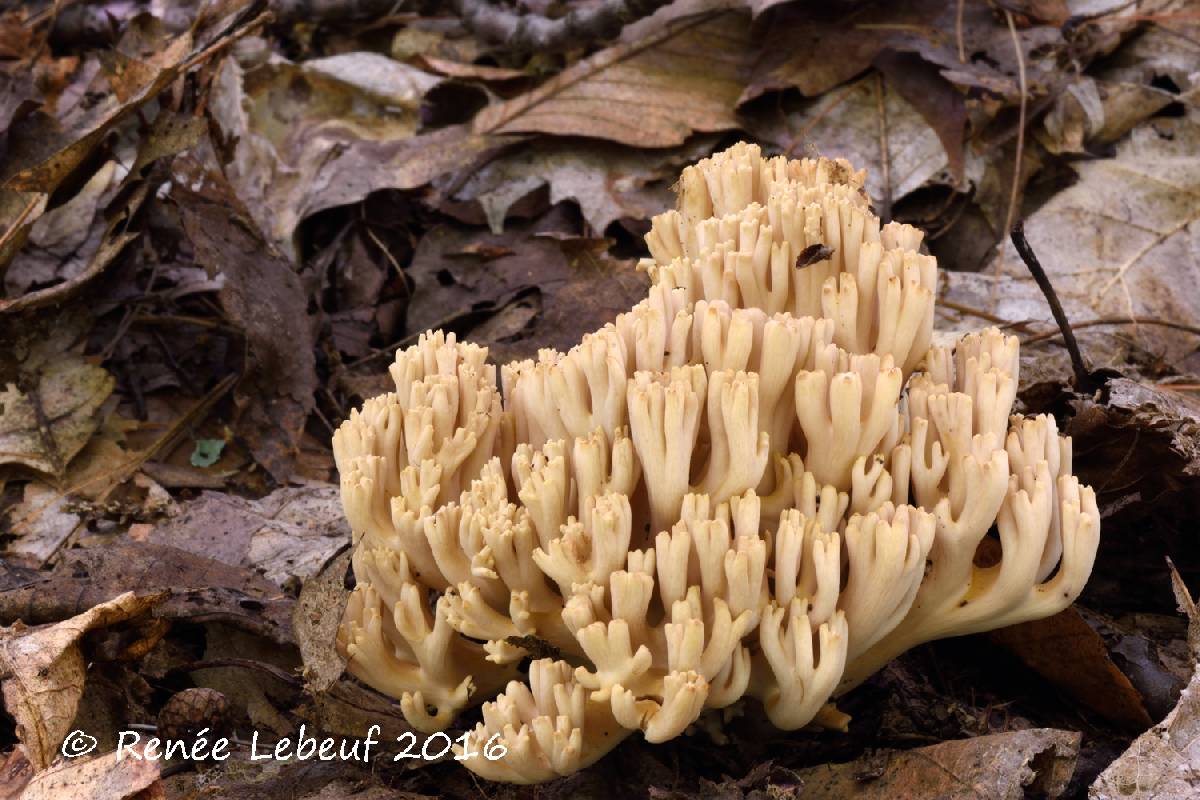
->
994, 8, 1028, 310
875, 71, 892, 223
1010, 222, 1092, 389
0, 194, 43, 254
955, 0, 967, 63
1021, 317, 1200, 344
178, 9, 272, 73
937, 299, 1010, 326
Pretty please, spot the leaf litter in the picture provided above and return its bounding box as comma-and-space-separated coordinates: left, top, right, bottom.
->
0, 0, 1198, 797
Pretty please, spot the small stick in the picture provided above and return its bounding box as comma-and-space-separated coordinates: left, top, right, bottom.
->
1010, 222, 1092, 390
874, 72, 892, 223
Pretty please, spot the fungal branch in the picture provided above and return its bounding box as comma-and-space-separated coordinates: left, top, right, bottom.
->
331, 143, 1101, 784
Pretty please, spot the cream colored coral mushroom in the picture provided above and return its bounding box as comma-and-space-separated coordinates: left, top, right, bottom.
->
331, 143, 1100, 784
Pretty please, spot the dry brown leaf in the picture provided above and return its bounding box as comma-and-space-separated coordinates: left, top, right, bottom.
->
294, 546, 352, 694
0, 542, 295, 646
471, 0, 752, 147
0, 311, 114, 477
172, 159, 317, 485
0, 359, 113, 476
0, 591, 166, 770
989, 608, 1153, 730
0, 34, 192, 193
795, 728, 1080, 799
4, 162, 117, 298
403, 208, 649, 361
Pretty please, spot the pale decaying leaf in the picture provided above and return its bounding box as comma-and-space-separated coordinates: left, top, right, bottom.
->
3, 483, 82, 566
17, 743, 160, 800
4, 161, 119, 298
452, 137, 718, 233
0, 357, 114, 477
471, 0, 753, 148
0, 592, 165, 771
210, 53, 443, 260
148, 486, 348, 586
797, 729, 1081, 799
293, 546, 352, 694
748, 74, 952, 203
959, 110, 1200, 367
1092, 565, 1200, 798
301, 52, 441, 105
1039, 77, 1179, 155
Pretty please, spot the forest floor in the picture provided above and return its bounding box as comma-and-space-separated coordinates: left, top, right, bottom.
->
1, 0, 1200, 798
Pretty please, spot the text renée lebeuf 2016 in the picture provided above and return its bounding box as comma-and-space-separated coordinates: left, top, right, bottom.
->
114, 725, 509, 763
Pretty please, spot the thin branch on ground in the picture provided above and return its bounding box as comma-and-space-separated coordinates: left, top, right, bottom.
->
1010, 222, 1093, 390
1021, 317, 1200, 344
993, 8, 1028, 310
875, 71, 893, 223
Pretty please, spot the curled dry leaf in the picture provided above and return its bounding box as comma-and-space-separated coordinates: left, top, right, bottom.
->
209, 52, 444, 259
0, 542, 294, 646
3, 161, 117, 298
0, 591, 166, 770
0, 33, 192, 193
